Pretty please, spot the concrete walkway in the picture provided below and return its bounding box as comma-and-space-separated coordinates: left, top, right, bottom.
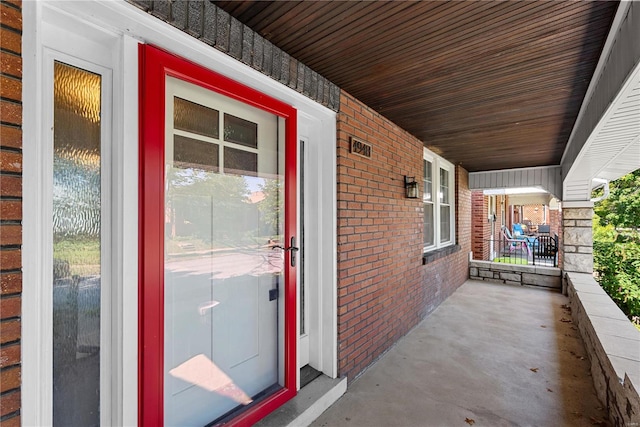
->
311, 280, 609, 427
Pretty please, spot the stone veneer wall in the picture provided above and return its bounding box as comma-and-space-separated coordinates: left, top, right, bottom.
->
469, 260, 561, 290
562, 207, 593, 273
565, 272, 640, 425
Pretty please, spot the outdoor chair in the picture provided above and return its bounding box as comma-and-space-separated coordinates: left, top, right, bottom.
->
509, 225, 537, 247
501, 226, 531, 256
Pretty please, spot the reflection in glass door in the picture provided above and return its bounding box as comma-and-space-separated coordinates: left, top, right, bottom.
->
163, 77, 285, 426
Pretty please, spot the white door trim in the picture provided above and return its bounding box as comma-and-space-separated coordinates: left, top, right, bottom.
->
24, 1, 336, 425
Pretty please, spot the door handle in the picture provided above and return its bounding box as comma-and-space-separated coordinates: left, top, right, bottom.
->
271, 236, 299, 267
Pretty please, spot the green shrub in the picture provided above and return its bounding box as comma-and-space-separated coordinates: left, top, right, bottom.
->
593, 225, 640, 322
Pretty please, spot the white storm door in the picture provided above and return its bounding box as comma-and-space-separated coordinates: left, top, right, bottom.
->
163, 76, 286, 426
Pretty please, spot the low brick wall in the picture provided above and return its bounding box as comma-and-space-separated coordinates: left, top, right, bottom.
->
565, 272, 640, 426
469, 260, 561, 290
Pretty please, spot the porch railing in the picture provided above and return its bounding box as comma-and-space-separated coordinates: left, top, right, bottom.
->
483, 234, 558, 267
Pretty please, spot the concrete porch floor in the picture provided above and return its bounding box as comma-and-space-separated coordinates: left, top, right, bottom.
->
311, 280, 610, 427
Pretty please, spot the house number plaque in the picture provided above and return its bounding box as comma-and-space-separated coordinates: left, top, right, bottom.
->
350, 137, 372, 158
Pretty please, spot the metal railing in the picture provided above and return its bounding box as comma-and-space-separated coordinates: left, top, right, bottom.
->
484, 234, 558, 267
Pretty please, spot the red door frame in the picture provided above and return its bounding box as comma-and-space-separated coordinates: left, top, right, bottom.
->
138, 44, 298, 427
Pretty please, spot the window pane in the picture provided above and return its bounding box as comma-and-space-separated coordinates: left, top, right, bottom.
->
440, 168, 449, 204
224, 146, 258, 176
423, 160, 432, 202
424, 203, 434, 246
224, 113, 258, 148
174, 135, 219, 172
174, 96, 219, 139
53, 61, 101, 426
440, 205, 451, 243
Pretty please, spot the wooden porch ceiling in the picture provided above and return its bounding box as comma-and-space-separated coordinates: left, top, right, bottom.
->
214, 1, 618, 172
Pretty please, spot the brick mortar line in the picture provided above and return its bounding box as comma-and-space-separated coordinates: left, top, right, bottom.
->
0, 293, 20, 299
0, 387, 20, 398
0, 146, 22, 154
0, 411, 21, 423
0, 96, 22, 104
0, 170, 23, 175
0, 72, 22, 81
0, 23, 22, 34
0, 98, 21, 106
0, 47, 21, 57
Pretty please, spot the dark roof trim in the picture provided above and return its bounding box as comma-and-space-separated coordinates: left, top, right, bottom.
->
128, 0, 341, 111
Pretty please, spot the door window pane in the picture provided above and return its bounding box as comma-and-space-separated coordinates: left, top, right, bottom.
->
224, 146, 258, 176
52, 61, 102, 427
174, 96, 219, 139
224, 113, 258, 148
174, 135, 219, 172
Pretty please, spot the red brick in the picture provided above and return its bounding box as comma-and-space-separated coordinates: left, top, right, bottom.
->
0, 250, 20, 271
0, 273, 21, 295
0, 51, 21, 78
0, 342, 20, 368
0, 175, 21, 198
0, 4, 22, 30
0, 296, 20, 319
0, 366, 20, 392
0, 390, 20, 418
0, 75, 21, 102
0, 126, 21, 150
0, 224, 20, 246
0, 319, 19, 343
0, 100, 21, 125
0, 201, 21, 220
0, 28, 20, 54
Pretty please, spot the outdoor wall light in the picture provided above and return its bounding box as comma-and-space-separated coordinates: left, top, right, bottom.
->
404, 176, 419, 199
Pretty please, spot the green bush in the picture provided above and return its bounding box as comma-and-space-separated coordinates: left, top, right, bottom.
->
593, 222, 640, 323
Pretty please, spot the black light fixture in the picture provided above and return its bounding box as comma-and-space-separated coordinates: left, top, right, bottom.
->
404, 175, 418, 199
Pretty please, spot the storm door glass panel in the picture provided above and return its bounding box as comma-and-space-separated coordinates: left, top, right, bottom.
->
52, 61, 102, 427
423, 159, 434, 247
164, 77, 283, 426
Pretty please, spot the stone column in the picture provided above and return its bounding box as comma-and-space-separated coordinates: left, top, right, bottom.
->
562, 202, 594, 273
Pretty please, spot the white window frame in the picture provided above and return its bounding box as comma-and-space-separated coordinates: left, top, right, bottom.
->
423, 147, 455, 252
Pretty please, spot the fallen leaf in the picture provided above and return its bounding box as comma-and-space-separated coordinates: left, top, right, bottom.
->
540, 325, 547, 328
530, 368, 539, 373
561, 304, 571, 312
560, 318, 572, 323
465, 418, 475, 425
547, 388, 553, 392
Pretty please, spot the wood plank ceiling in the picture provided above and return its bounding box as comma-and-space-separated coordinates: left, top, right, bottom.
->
215, 1, 618, 172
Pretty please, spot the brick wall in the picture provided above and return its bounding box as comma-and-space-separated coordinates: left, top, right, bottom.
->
471, 191, 490, 260
0, 1, 22, 425
336, 90, 469, 381
522, 204, 545, 226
